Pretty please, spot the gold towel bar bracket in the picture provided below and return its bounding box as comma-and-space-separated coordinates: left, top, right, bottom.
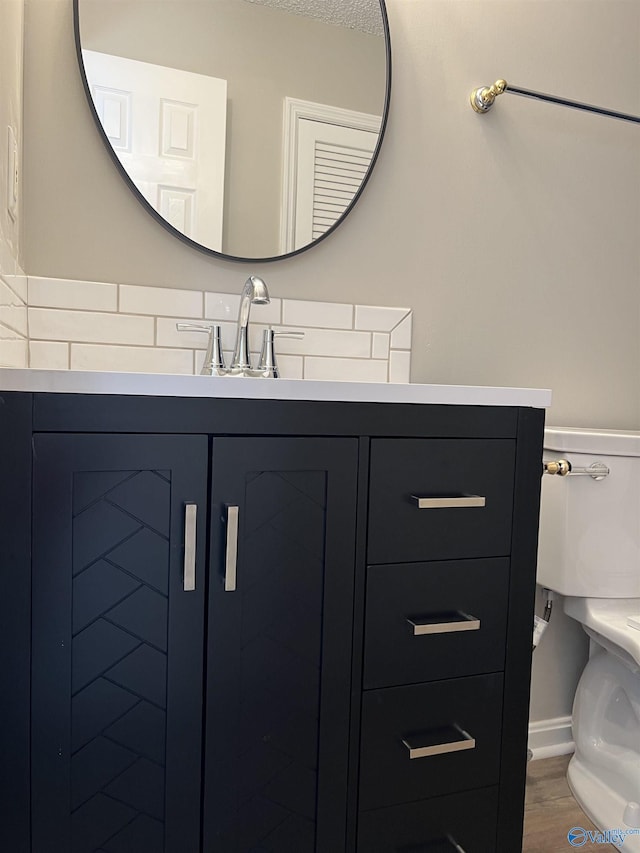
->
470, 79, 508, 113
470, 79, 640, 125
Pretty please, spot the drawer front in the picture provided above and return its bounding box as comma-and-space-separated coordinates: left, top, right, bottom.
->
367, 439, 515, 564
363, 558, 509, 689
359, 673, 503, 810
357, 786, 498, 852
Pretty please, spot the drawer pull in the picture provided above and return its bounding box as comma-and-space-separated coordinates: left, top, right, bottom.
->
224, 505, 239, 592
402, 725, 475, 759
183, 502, 197, 591
412, 495, 486, 509
407, 612, 481, 636
409, 840, 467, 853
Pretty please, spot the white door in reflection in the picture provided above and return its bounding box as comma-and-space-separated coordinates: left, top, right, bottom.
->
82, 50, 227, 250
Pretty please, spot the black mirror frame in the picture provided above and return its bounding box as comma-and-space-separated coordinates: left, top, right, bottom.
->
73, 0, 392, 264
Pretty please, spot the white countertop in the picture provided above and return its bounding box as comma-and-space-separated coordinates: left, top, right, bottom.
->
0, 368, 552, 408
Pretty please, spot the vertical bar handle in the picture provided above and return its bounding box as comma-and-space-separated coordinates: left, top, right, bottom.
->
183, 502, 197, 591
225, 505, 239, 592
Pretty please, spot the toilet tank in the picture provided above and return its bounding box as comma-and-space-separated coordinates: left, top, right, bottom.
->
537, 427, 640, 598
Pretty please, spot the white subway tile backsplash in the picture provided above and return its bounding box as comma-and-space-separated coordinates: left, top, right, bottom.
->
275, 328, 372, 359
304, 357, 388, 383
0, 268, 29, 367
193, 349, 206, 375
70, 344, 193, 374
389, 350, 412, 384
29, 308, 155, 345
282, 299, 353, 330
246, 304, 284, 328
0, 279, 28, 336
120, 284, 203, 318
28, 277, 118, 312
372, 332, 390, 360
0, 272, 28, 367
251, 298, 281, 327
204, 292, 240, 321
0, 304, 28, 337
355, 305, 410, 332
275, 355, 304, 380
3, 273, 28, 304
30, 340, 70, 370
23, 277, 412, 383
390, 314, 413, 349
0, 334, 28, 368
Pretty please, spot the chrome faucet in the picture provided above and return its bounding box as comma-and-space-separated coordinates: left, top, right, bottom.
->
229, 276, 270, 373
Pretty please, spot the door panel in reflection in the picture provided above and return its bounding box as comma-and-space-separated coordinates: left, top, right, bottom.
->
83, 49, 227, 250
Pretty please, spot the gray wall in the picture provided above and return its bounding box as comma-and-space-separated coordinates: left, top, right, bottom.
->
0, 0, 24, 274
21, 0, 640, 723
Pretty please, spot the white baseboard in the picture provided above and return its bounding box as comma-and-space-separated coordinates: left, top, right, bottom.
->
528, 715, 575, 760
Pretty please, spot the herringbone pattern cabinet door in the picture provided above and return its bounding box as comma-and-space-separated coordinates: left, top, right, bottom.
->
69, 470, 169, 851
32, 435, 207, 853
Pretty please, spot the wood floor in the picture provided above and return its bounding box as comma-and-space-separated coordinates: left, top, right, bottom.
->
523, 754, 616, 852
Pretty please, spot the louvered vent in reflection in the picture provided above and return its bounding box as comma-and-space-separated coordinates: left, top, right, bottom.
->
311, 142, 373, 239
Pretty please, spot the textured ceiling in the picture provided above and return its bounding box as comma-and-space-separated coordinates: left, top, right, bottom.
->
242, 0, 384, 36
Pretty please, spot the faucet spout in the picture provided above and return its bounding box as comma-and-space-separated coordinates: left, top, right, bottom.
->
230, 276, 271, 371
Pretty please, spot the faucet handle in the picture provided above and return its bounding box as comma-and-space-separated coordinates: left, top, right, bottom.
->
257, 329, 305, 378
175, 323, 226, 376
273, 331, 305, 339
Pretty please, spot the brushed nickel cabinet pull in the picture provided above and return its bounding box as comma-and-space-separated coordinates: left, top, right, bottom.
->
412, 495, 486, 509
224, 505, 239, 592
414, 840, 467, 853
407, 612, 481, 636
183, 503, 197, 591
402, 725, 475, 759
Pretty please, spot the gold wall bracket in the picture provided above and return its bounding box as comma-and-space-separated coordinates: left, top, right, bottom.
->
470, 79, 508, 113
470, 79, 640, 125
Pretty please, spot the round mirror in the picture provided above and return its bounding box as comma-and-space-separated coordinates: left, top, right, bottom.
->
73, 0, 391, 262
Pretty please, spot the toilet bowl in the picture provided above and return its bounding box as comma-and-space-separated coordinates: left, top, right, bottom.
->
537, 428, 640, 852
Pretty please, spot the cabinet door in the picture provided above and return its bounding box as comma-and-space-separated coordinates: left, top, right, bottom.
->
203, 438, 359, 853
31, 434, 208, 853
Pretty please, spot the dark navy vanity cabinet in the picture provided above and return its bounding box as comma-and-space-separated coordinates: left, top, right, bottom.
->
0, 390, 544, 853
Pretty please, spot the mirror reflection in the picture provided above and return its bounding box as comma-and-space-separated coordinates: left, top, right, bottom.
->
75, 0, 390, 261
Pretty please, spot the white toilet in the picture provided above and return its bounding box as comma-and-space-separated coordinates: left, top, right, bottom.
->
537, 427, 640, 851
